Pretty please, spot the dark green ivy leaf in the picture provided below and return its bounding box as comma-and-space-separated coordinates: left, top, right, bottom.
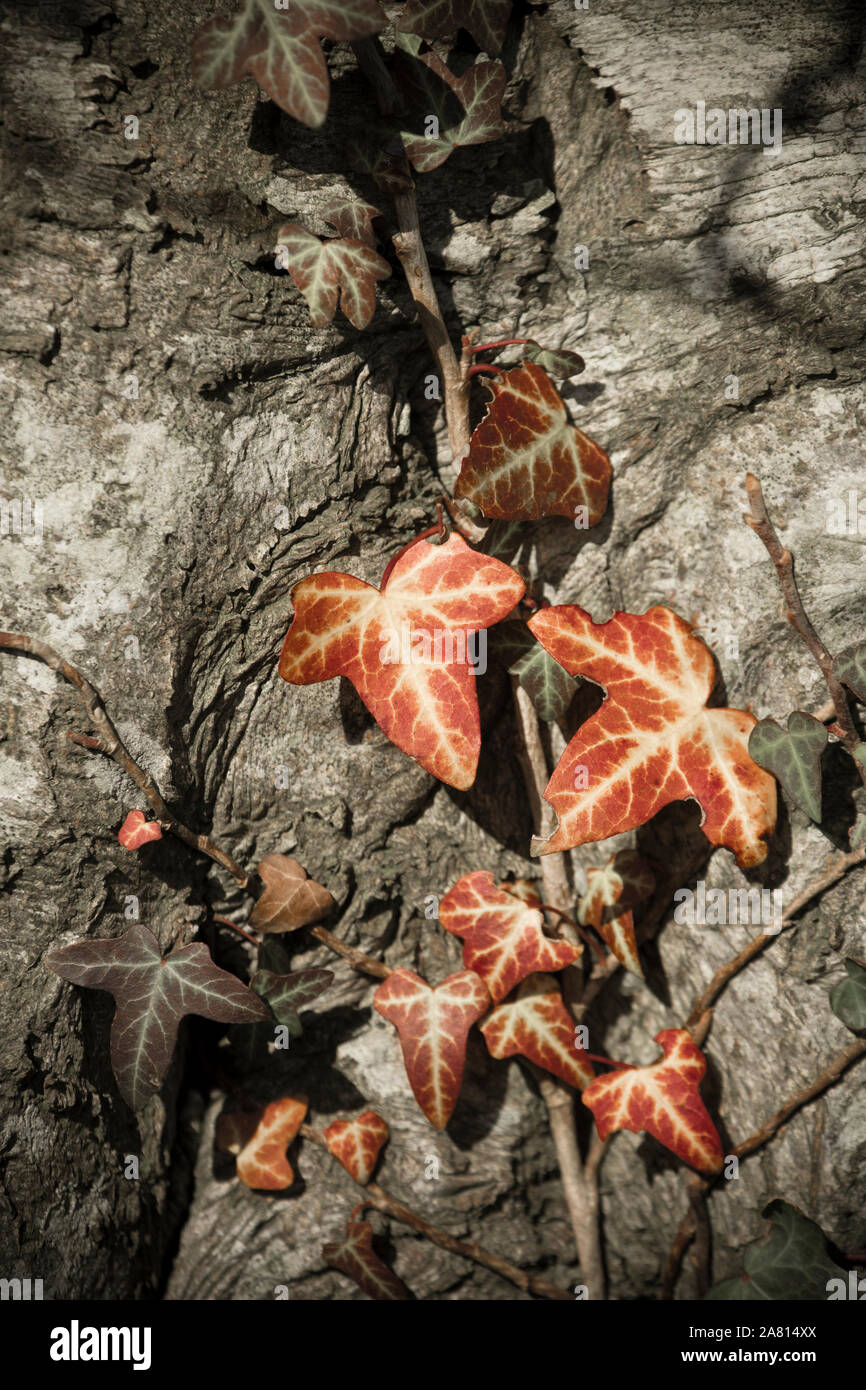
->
704, 1200, 846, 1301
829, 959, 866, 1032
251, 966, 333, 1037
835, 644, 866, 704
748, 711, 828, 823
493, 617, 578, 722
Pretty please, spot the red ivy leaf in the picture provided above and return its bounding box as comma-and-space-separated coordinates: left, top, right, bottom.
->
321, 196, 382, 248
216, 1096, 307, 1189
582, 1029, 724, 1175
395, 47, 506, 173
455, 362, 612, 522
398, 0, 512, 54
439, 871, 580, 1002
249, 854, 335, 933
45, 924, 269, 1110
192, 0, 386, 129
480, 973, 595, 1090
324, 1110, 390, 1184
373, 968, 490, 1128
118, 810, 163, 850
323, 1216, 411, 1300
528, 605, 777, 867
579, 849, 655, 979
278, 533, 525, 789
275, 223, 391, 329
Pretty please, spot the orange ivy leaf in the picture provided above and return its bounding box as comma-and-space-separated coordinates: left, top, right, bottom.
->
278, 533, 525, 788
439, 871, 580, 1002
275, 222, 391, 330
118, 810, 163, 850
582, 1029, 723, 1175
324, 1110, 390, 1185
578, 849, 655, 979
454, 362, 612, 522
249, 854, 335, 933
215, 1096, 308, 1189
323, 1216, 411, 1300
528, 605, 777, 867
480, 973, 595, 1090
373, 968, 490, 1128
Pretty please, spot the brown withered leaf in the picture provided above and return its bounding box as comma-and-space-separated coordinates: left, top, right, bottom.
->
249, 853, 335, 933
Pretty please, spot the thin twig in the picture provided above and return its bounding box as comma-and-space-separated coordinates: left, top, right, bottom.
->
0, 631, 249, 886
299, 1123, 570, 1300
310, 925, 392, 980
212, 914, 261, 948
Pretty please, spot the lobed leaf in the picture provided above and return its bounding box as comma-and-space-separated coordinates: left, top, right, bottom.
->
321, 196, 382, 248
324, 1110, 390, 1184
251, 965, 333, 1035
216, 1096, 307, 1189
578, 849, 655, 979
748, 711, 828, 823
192, 0, 386, 129
439, 870, 580, 1002
117, 810, 163, 850
278, 533, 525, 789
275, 222, 391, 330
582, 1028, 724, 1175
829, 958, 866, 1032
249, 853, 335, 933
528, 604, 777, 867
455, 362, 612, 522
835, 643, 866, 703
398, 0, 512, 54
373, 967, 490, 1128
323, 1216, 411, 1300
705, 1201, 846, 1301
394, 46, 506, 174
480, 973, 595, 1090
45, 924, 269, 1110
493, 617, 579, 723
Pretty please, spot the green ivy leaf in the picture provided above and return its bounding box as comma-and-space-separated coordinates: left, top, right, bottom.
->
523, 341, 585, 378
835, 644, 866, 704
748, 711, 828, 823
394, 45, 506, 174
494, 618, 578, 722
705, 1200, 846, 1301
251, 966, 333, 1037
849, 809, 866, 849
830, 959, 866, 1032
479, 518, 524, 562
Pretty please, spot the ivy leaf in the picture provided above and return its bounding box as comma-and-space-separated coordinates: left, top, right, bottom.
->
493, 617, 579, 723
373, 968, 490, 1128
275, 222, 391, 330
347, 127, 414, 195
278, 533, 525, 789
323, 1216, 411, 1300
829, 959, 866, 1032
480, 973, 595, 1090
528, 604, 777, 867
192, 0, 386, 129
835, 644, 866, 703
398, 0, 512, 55
439, 871, 580, 1002
705, 1200, 847, 1301
524, 341, 585, 378
850, 810, 866, 849
324, 1110, 390, 1184
215, 1096, 307, 1190
321, 196, 382, 248
455, 362, 612, 523
394, 47, 506, 174
748, 711, 828, 823
578, 849, 655, 979
117, 810, 163, 850
249, 854, 335, 933
582, 1028, 724, 1174
45, 924, 269, 1110
251, 965, 333, 1035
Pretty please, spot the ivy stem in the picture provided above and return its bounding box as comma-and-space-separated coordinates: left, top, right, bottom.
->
471, 337, 528, 354
309, 925, 393, 980
212, 914, 261, 948
0, 632, 249, 887
539, 902, 607, 963
465, 363, 505, 380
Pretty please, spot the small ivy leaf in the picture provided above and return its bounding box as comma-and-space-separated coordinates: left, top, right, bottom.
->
829, 959, 866, 1032
45, 924, 269, 1110
278, 533, 525, 789
578, 849, 655, 979
117, 810, 163, 850
835, 644, 866, 704
321, 196, 383, 248
528, 605, 778, 868
748, 711, 829, 823
849, 809, 866, 849
439, 871, 580, 1002
394, 48, 506, 174
347, 127, 414, 195
478, 518, 523, 562
455, 362, 612, 523
323, 1216, 411, 1300
192, 0, 386, 130
480, 973, 595, 1090
523, 340, 585, 378
373, 968, 490, 1128
398, 0, 512, 55
251, 966, 333, 1035
324, 1110, 390, 1184
493, 617, 579, 723
249, 854, 335, 933
215, 1097, 307, 1190
582, 1029, 723, 1174
705, 1200, 847, 1301
275, 222, 391, 330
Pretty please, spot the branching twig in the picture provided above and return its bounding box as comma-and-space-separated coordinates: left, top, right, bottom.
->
0, 631, 249, 886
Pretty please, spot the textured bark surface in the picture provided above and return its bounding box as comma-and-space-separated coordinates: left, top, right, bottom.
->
1, 0, 864, 1300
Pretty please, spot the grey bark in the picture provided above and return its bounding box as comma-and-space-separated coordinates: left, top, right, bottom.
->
0, 0, 864, 1300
